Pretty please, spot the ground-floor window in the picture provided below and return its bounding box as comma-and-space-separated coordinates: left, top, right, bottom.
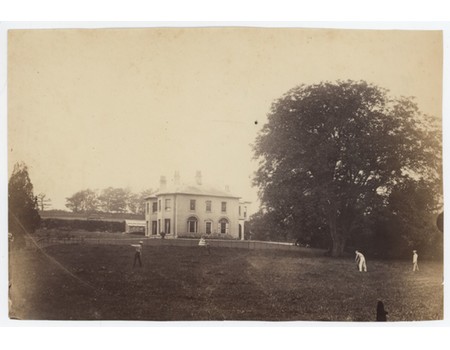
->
187, 216, 198, 233
165, 219, 171, 234
205, 221, 212, 234
219, 218, 229, 234
152, 221, 157, 235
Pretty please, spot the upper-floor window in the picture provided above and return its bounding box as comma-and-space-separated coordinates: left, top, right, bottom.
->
158, 199, 161, 212
152, 202, 158, 213
146, 202, 150, 214
190, 199, 196, 211
244, 206, 247, 218
221, 201, 227, 213
206, 200, 212, 212
239, 206, 241, 216
165, 199, 171, 210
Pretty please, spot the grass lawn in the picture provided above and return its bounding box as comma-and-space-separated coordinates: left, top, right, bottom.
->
8, 243, 443, 321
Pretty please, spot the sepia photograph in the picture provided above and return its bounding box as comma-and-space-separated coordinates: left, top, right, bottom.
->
5, 25, 443, 322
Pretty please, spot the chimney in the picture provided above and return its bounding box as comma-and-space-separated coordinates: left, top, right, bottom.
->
174, 171, 180, 186
160, 176, 167, 190
195, 171, 202, 186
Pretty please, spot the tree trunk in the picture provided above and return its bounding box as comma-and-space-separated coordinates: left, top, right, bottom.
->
327, 208, 346, 257
331, 233, 346, 257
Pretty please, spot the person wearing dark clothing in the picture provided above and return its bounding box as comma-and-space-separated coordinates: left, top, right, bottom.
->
376, 301, 388, 321
131, 241, 143, 268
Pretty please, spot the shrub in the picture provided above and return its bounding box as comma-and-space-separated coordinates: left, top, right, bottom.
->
177, 233, 236, 240
41, 218, 125, 233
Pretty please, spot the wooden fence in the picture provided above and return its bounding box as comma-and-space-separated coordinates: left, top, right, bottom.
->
31, 236, 308, 252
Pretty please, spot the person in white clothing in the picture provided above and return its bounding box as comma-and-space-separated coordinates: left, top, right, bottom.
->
355, 250, 367, 272
412, 250, 419, 271
198, 236, 210, 255
131, 241, 143, 268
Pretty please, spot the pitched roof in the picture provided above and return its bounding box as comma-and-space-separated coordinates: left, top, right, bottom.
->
153, 182, 240, 199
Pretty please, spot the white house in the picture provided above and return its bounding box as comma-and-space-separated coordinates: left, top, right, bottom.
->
144, 171, 250, 240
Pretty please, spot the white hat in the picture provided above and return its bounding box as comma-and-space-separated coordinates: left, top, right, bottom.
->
139, 241, 144, 244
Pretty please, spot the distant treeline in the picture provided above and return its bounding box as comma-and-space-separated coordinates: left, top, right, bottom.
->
65, 187, 154, 215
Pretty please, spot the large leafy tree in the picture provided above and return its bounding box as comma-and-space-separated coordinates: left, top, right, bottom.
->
253, 80, 441, 257
98, 187, 129, 213
65, 189, 99, 213
371, 178, 442, 259
8, 162, 41, 239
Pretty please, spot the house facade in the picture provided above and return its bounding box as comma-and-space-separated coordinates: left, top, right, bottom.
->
144, 172, 249, 240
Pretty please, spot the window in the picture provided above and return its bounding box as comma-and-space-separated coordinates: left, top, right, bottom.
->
146, 203, 149, 214
158, 200, 161, 212
190, 199, 196, 211
221, 201, 227, 213
152, 202, 157, 213
146, 221, 149, 235
239, 206, 241, 216
244, 206, 247, 218
205, 221, 212, 234
152, 221, 157, 235
158, 219, 161, 233
219, 218, 229, 234
165, 199, 171, 210
164, 219, 171, 234
206, 200, 211, 212
187, 216, 198, 233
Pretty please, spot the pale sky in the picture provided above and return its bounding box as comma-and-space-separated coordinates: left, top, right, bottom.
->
7, 27, 443, 211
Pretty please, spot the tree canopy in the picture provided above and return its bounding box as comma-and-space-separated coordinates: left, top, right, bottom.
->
65, 187, 154, 215
253, 80, 441, 257
65, 189, 99, 213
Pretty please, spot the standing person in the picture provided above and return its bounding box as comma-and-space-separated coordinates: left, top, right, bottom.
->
412, 250, 419, 271
131, 241, 144, 268
355, 250, 367, 272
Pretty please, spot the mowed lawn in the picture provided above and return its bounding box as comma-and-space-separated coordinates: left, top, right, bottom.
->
9, 243, 443, 321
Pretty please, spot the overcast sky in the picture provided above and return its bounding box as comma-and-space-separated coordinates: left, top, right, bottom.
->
7, 27, 442, 211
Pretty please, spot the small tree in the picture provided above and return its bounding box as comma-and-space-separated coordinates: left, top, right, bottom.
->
36, 193, 52, 211
8, 162, 41, 241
